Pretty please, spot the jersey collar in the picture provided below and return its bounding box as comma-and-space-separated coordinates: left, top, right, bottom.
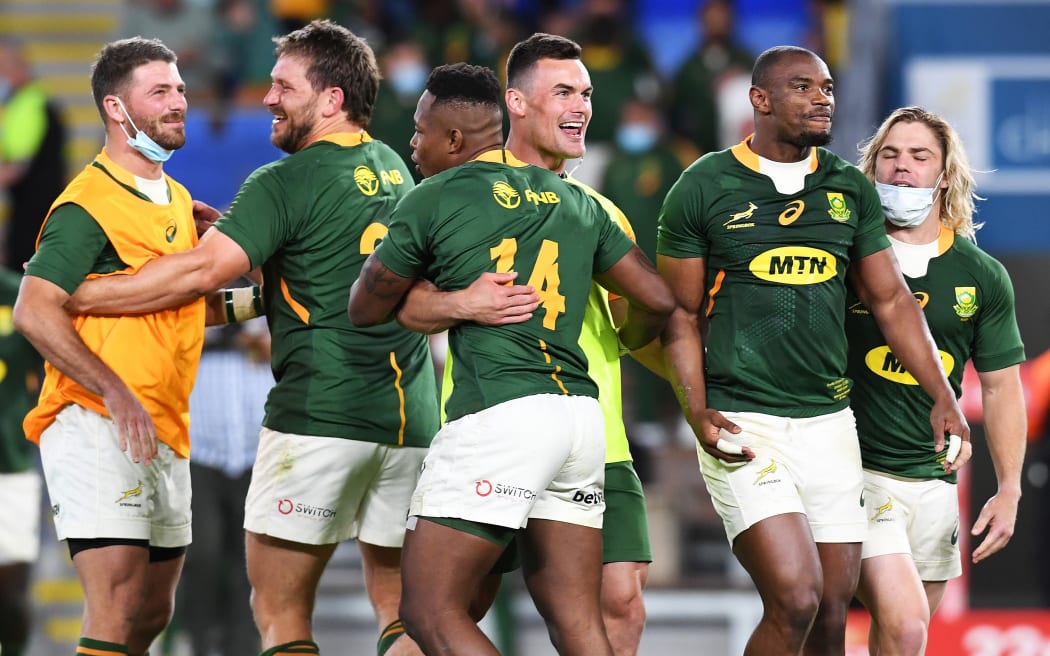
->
472, 149, 529, 167
316, 131, 373, 147
730, 134, 820, 174
937, 224, 955, 255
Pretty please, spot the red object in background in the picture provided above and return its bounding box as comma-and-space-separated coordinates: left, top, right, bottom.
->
959, 348, 1050, 440
847, 609, 1050, 655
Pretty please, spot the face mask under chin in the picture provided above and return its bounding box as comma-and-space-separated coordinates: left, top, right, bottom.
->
115, 97, 175, 163
876, 172, 944, 228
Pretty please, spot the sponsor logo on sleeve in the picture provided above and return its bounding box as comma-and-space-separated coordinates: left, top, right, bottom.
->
354, 166, 380, 196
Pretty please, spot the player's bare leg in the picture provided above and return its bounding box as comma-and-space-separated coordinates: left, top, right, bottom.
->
246, 532, 336, 648
399, 519, 505, 655
601, 561, 649, 656
126, 554, 184, 654
733, 513, 823, 655
856, 553, 929, 656
521, 519, 613, 656
358, 542, 424, 656
804, 541, 861, 655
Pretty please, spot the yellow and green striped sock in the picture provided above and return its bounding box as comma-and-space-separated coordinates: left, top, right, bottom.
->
260, 640, 320, 656
75, 638, 128, 656
377, 619, 407, 655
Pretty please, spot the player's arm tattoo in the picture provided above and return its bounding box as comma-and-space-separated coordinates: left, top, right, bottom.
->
631, 247, 659, 275
361, 255, 409, 300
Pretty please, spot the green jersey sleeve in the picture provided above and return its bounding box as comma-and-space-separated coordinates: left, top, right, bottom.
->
215, 164, 293, 269
972, 256, 1025, 372
24, 203, 111, 294
656, 169, 708, 259
373, 182, 438, 279
848, 169, 890, 261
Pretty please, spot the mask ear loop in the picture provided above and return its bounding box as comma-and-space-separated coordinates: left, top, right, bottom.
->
113, 97, 140, 141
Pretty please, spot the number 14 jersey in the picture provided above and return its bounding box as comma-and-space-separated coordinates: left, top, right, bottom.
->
375, 150, 635, 422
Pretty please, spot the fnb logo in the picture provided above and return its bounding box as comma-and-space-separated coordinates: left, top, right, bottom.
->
864, 346, 955, 384
572, 489, 604, 506
750, 247, 836, 284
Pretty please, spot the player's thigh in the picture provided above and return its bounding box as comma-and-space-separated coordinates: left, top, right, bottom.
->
792, 408, 866, 544
527, 395, 606, 530
857, 552, 929, 628
908, 479, 961, 582
244, 427, 390, 545
356, 444, 427, 548
698, 412, 806, 544
601, 461, 651, 564
410, 395, 584, 531
0, 470, 41, 565
733, 511, 822, 596
245, 530, 337, 604
40, 405, 187, 545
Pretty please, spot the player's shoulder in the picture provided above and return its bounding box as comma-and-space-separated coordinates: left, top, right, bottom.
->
949, 233, 1011, 279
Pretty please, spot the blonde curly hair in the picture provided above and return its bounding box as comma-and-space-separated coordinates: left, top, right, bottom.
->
858, 106, 983, 241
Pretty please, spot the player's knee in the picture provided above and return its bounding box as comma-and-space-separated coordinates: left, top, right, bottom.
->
767, 582, 821, 637
601, 583, 646, 627
398, 594, 432, 643
880, 614, 929, 655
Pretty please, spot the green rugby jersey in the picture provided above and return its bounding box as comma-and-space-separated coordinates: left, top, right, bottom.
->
0, 268, 41, 473
845, 227, 1025, 480
215, 132, 438, 446
375, 150, 635, 423
657, 138, 889, 417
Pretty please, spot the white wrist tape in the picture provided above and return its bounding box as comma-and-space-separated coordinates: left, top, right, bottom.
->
223, 286, 264, 324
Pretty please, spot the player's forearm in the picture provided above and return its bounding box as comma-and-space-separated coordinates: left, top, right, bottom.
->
67, 250, 217, 315
397, 280, 461, 334
874, 292, 954, 403
981, 369, 1026, 495
661, 306, 710, 423
13, 289, 125, 397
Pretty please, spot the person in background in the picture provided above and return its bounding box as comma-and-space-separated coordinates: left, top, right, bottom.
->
656, 46, 969, 656
0, 37, 67, 273
670, 0, 754, 154
0, 266, 43, 656
177, 316, 271, 656
600, 97, 689, 456
370, 39, 430, 176
848, 106, 1026, 655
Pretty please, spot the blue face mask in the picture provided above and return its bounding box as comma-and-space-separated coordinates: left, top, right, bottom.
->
115, 97, 174, 163
388, 63, 427, 98
616, 123, 658, 154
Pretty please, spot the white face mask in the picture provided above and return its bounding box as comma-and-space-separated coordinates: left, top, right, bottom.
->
875, 172, 943, 228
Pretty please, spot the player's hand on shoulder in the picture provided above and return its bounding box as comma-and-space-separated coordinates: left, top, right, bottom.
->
192, 200, 221, 237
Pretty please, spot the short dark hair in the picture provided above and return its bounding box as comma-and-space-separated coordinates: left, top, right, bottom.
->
273, 19, 379, 126
90, 37, 176, 121
751, 45, 819, 87
426, 63, 501, 111
506, 33, 582, 90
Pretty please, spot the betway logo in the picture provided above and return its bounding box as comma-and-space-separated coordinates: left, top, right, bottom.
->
864, 346, 955, 384
572, 489, 604, 506
750, 247, 837, 284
